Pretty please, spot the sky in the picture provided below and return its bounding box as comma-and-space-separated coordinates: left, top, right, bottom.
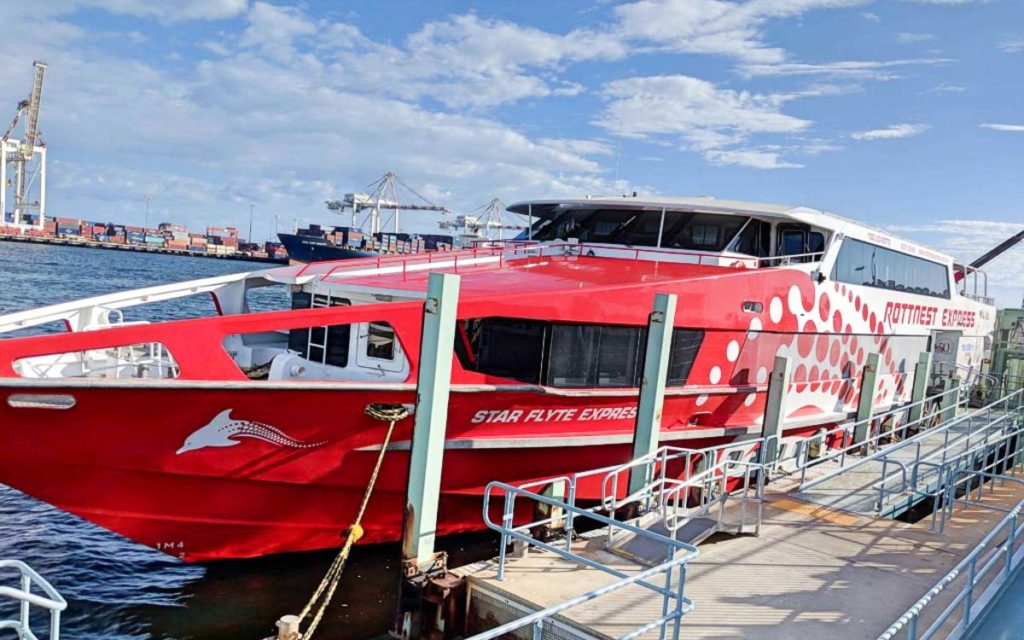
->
1, 0, 1022, 303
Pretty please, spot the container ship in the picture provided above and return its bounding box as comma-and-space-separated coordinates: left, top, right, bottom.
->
278, 224, 454, 264
0, 194, 1000, 562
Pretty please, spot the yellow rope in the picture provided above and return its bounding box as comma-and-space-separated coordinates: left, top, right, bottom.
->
294, 403, 410, 640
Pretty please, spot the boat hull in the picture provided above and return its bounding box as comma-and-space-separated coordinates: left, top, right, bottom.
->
277, 233, 374, 263
0, 382, 779, 562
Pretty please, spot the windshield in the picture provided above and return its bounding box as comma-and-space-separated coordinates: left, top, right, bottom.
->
529, 208, 749, 251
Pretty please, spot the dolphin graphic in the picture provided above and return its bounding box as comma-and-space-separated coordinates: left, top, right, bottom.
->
176, 409, 326, 455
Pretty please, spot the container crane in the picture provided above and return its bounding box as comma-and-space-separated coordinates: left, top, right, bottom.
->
1, 61, 47, 229
325, 171, 450, 235
439, 198, 530, 242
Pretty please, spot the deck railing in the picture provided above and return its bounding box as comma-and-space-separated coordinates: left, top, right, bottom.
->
479, 481, 696, 640
878, 474, 1024, 640
0, 559, 66, 640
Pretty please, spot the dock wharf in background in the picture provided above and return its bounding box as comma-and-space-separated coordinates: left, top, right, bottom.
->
0, 231, 287, 263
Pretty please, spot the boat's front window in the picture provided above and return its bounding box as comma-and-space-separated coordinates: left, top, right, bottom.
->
531, 208, 749, 252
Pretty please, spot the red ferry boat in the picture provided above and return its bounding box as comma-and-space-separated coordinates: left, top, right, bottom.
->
0, 196, 996, 562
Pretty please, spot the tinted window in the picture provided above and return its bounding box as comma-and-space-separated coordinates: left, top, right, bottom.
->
831, 238, 949, 299
460, 318, 546, 384
729, 220, 772, 257
366, 322, 395, 360
660, 213, 748, 251
457, 317, 703, 388
531, 208, 746, 251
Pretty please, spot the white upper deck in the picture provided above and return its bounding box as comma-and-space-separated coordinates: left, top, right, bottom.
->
509, 195, 955, 266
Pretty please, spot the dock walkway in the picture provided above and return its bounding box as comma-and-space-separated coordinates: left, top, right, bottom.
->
794, 410, 1010, 517
457, 474, 1024, 639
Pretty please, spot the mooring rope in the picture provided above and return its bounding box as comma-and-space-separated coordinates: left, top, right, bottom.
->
290, 403, 410, 640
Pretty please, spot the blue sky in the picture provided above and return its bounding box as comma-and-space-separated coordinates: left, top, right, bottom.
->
1, 0, 1023, 302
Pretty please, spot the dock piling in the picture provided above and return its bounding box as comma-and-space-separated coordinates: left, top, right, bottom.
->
908, 351, 933, 425
396, 272, 462, 640
854, 353, 880, 445
629, 293, 677, 497
761, 356, 792, 468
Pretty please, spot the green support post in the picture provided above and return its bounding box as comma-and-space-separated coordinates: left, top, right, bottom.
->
761, 356, 792, 468
403, 272, 460, 569
939, 377, 961, 424
854, 353, 881, 445
628, 293, 677, 497
908, 351, 933, 426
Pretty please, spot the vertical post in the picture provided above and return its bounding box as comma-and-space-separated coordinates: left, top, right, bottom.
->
939, 377, 960, 424
628, 293, 677, 496
761, 356, 792, 468
854, 353, 880, 445
908, 351, 933, 426
403, 272, 460, 568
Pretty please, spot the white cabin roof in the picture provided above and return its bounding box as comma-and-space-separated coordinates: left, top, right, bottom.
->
508, 195, 957, 265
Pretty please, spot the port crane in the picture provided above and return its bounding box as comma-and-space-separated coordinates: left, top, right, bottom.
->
439, 198, 531, 242
1, 61, 47, 229
325, 171, 450, 235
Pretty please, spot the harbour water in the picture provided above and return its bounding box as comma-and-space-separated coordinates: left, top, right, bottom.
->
0, 241, 496, 639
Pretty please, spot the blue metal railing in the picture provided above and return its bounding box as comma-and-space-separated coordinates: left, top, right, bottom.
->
878, 475, 1024, 640
477, 482, 697, 640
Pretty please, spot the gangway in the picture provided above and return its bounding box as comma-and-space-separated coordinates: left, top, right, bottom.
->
794, 389, 1024, 522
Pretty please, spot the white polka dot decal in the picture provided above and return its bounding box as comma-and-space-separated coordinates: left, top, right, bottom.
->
769, 297, 783, 323
747, 317, 762, 339
726, 340, 740, 362
744, 393, 757, 407
757, 367, 768, 384
696, 394, 708, 407
710, 366, 721, 384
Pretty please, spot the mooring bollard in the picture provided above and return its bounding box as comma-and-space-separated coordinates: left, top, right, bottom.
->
275, 615, 300, 640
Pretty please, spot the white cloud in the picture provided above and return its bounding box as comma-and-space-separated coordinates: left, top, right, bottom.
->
861, 11, 881, 21
705, 149, 804, 169
612, 0, 870, 64
741, 57, 953, 78
932, 82, 966, 93
895, 32, 937, 44
999, 39, 1024, 54
851, 123, 930, 140
594, 75, 812, 168
81, 0, 247, 22
981, 123, 1024, 132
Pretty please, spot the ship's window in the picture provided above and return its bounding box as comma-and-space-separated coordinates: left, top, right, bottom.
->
610, 210, 665, 247
777, 225, 826, 263
831, 238, 950, 299
460, 317, 546, 384
366, 322, 396, 360
660, 213, 748, 252
456, 317, 704, 388
288, 291, 352, 366
666, 329, 704, 386
530, 208, 746, 251
729, 220, 772, 257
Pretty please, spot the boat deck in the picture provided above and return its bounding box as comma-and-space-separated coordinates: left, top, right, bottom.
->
456, 473, 1024, 639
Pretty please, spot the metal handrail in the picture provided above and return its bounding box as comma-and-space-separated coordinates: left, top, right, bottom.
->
0, 559, 66, 640
878, 478, 1024, 640
874, 405, 1021, 509
480, 482, 697, 640
797, 384, 969, 490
